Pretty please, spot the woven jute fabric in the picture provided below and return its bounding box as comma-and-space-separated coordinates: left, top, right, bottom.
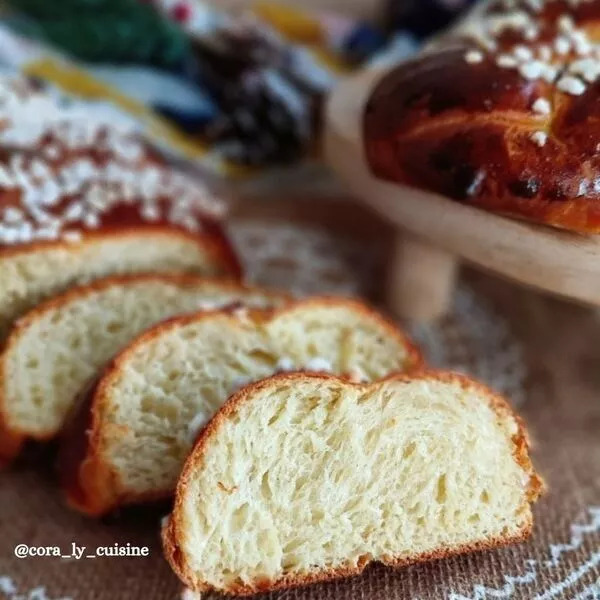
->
1, 219, 599, 600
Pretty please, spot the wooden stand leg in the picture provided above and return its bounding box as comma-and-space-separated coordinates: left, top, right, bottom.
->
386, 231, 458, 322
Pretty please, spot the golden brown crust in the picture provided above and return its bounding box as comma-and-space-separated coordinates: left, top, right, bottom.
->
364, 2, 600, 233
0, 224, 242, 279
0, 275, 288, 469
271, 295, 423, 372
163, 370, 543, 596
59, 297, 422, 516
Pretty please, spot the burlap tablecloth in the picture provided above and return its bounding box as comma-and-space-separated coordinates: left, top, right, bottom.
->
1, 218, 598, 600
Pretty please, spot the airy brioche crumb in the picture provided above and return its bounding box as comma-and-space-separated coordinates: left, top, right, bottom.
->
60, 297, 421, 516
0, 274, 287, 464
163, 372, 543, 596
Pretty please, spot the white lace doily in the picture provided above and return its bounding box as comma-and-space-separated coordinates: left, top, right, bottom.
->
230, 220, 526, 405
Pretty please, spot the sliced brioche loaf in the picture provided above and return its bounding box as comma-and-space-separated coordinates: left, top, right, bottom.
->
0, 274, 288, 465
59, 298, 421, 515
0, 72, 242, 338
163, 372, 543, 596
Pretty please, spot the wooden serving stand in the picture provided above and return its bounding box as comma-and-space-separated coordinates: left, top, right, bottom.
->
325, 68, 600, 321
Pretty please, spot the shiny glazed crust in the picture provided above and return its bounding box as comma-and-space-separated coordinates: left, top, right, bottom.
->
364, 1, 600, 233
58, 297, 423, 516
162, 370, 544, 596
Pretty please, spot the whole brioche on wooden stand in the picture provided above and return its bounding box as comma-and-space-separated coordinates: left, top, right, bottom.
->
0, 73, 240, 339
162, 371, 543, 596
59, 297, 422, 516
328, 0, 600, 320
0, 274, 288, 466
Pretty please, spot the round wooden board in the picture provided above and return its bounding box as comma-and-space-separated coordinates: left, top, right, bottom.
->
325, 68, 600, 312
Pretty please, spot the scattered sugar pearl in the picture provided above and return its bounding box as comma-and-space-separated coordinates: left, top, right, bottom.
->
538, 45, 552, 62
0, 227, 18, 244
558, 14, 576, 34
0, 166, 14, 187
524, 0, 543, 12
348, 366, 368, 383
64, 202, 84, 222
181, 589, 201, 600
141, 204, 160, 221
465, 50, 484, 64
43, 144, 61, 160
3, 207, 23, 223
497, 54, 519, 68
233, 306, 249, 321
30, 159, 50, 181
557, 75, 586, 95
519, 60, 546, 80
83, 212, 100, 229
554, 36, 571, 55
62, 230, 82, 244
532, 97, 551, 115
569, 58, 600, 83
513, 45, 533, 61
571, 31, 592, 56
193, 300, 218, 311
275, 357, 295, 372
541, 64, 559, 83
524, 25, 539, 41
305, 357, 333, 372
531, 131, 548, 147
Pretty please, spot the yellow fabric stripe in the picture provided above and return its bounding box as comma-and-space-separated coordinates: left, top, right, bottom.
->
23, 58, 213, 161
252, 2, 324, 44
251, 2, 350, 74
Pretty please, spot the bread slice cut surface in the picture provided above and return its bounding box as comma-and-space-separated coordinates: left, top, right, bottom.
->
163, 372, 543, 596
0, 227, 240, 340
0, 274, 287, 465
59, 297, 422, 515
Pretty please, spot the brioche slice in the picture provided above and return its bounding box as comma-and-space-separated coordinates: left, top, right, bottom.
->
0, 274, 288, 465
163, 372, 543, 596
0, 226, 240, 340
59, 297, 421, 516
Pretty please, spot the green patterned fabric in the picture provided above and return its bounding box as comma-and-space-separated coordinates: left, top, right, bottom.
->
7, 0, 189, 67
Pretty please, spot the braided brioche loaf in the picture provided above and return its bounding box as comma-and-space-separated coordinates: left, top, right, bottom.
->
365, 0, 600, 233
163, 371, 543, 596
0, 274, 288, 465
59, 297, 421, 516
0, 74, 239, 338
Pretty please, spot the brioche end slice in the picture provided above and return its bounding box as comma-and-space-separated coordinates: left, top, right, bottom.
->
163, 371, 543, 596
0, 226, 241, 340
59, 297, 422, 516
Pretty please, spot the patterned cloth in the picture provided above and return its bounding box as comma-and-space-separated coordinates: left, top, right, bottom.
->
0, 0, 475, 172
